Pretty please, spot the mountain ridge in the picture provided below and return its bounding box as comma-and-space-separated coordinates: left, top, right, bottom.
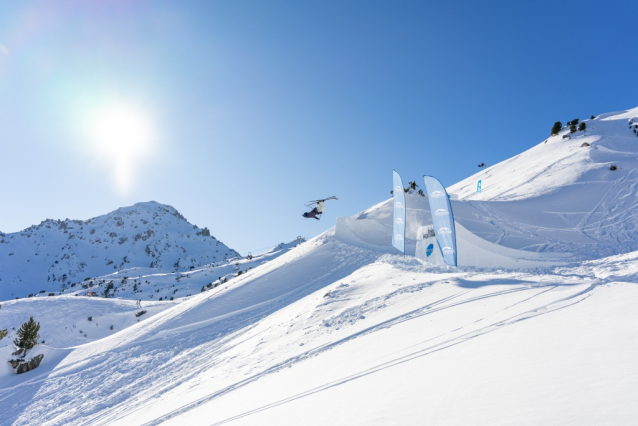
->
0, 201, 239, 299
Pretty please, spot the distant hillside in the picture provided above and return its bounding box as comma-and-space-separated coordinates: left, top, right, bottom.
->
446, 106, 638, 258
449, 107, 638, 201
0, 201, 239, 299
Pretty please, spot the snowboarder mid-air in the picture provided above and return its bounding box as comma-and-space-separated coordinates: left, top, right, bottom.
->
302, 196, 338, 220
303, 202, 324, 220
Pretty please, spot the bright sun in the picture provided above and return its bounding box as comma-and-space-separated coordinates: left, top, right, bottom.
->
89, 104, 154, 192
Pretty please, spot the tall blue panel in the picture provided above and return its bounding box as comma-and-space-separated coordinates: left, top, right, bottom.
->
423, 175, 457, 266
392, 170, 406, 253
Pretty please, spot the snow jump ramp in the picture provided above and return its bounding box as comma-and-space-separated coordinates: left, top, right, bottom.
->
334, 199, 571, 269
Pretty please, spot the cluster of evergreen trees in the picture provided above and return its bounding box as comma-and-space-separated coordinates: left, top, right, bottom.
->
551, 118, 587, 136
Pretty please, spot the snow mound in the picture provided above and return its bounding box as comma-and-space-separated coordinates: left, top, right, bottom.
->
335, 192, 570, 268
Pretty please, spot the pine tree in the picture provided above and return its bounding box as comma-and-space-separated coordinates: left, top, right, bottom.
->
578, 122, 586, 131
570, 124, 577, 133
551, 121, 562, 136
13, 316, 40, 355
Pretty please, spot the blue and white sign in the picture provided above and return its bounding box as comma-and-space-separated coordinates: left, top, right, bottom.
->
477, 180, 482, 194
426, 243, 434, 257
392, 170, 406, 254
423, 175, 458, 266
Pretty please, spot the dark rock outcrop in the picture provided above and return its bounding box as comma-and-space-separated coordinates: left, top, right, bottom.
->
11, 348, 26, 357
8, 353, 44, 374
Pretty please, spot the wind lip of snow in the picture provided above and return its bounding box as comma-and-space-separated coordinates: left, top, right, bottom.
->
599, 106, 638, 121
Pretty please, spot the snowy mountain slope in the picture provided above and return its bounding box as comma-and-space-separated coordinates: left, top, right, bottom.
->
58, 239, 302, 302
444, 107, 638, 258
170, 276, 636, 426
334, 107, 638, 263
2, 242, 637, 425
2, 107, 638, 425
0, 232, 382, 424
0, 201, 240, 300
0, 240, 306, 349
449, 107, 638, 201
0, 297, 176, 350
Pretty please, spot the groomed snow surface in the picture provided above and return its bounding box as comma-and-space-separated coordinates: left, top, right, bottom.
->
2, 107, 638, 425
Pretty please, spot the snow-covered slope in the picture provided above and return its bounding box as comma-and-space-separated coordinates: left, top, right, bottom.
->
449, 107, 638, 258
450, 107, 638, 201
334, 107, 638, 261
2, 108, 638, 425
2, 235, 637, 425
0, 201, 239, 300
0, 241, 306, 349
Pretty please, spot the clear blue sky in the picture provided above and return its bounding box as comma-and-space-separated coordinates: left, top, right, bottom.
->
1, 0, 636, 254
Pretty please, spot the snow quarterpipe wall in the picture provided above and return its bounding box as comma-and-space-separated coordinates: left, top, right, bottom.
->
334, 193, 570, 269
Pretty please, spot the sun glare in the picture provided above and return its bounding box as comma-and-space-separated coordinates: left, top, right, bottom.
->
89, 104, 154, 193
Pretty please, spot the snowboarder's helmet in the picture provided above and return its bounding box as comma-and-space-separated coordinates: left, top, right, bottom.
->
302, 213, 308, 217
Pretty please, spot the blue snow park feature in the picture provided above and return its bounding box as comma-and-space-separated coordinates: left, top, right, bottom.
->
477, 180, 482, 193
392, 170, 406, 254
426, 243, 434, 257
423, 175, 458, 266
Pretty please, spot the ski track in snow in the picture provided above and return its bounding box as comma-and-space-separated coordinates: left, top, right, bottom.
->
204, 285, 600, 426
144, 276, 600, 426
5, 261, 607, 426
